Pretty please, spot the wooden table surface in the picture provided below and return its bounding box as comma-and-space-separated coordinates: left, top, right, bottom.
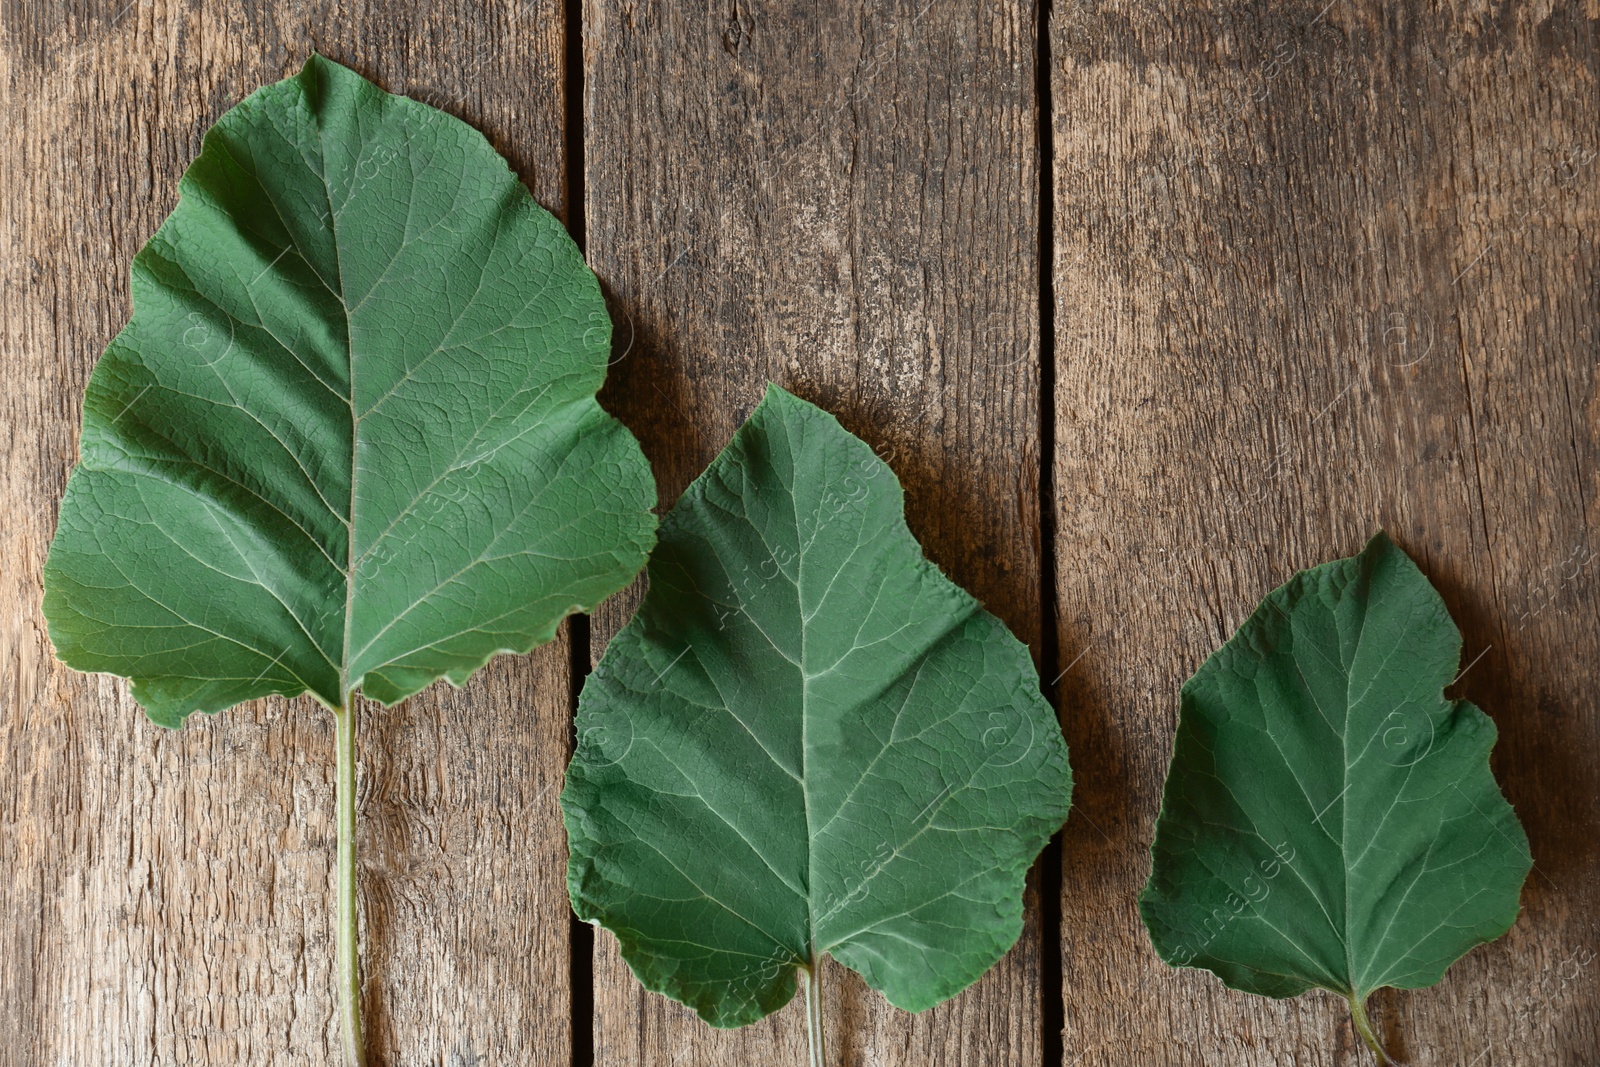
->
3, 2, 1596, 1064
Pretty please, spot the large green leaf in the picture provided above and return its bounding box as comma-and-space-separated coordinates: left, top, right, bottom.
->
563, 385, 1071, 1027
1140, 533, 1530, 1055
43, 56, 656, 726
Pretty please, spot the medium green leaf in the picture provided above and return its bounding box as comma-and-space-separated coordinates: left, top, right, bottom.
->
43, 56, 656, 726
1140, 532, 1530, 1056
562, 385, 1071, 1028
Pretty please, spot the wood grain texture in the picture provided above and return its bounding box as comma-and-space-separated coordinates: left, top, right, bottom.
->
1050, 1, 1599, 1063
7, 0, 1598, 1064
580, 0, 1047, 1062
0, 4, 577, 1065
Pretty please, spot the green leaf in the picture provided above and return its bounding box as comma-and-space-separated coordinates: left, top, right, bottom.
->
1140, 532, 1530, 1056
562, 385, 1071, 1028
42, 55, 656, 726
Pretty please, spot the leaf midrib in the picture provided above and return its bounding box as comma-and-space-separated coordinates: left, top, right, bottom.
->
318, 93, 359, 707
796, 427, 818, 973
1341, 578, 1364, 998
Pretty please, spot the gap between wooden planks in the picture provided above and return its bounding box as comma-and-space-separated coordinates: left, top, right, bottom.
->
4, 1, 1598, 1066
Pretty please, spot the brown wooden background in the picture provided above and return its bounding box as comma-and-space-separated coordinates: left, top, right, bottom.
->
3, 1, 1596, 1064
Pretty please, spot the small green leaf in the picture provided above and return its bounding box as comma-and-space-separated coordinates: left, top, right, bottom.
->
563, 385, 1071, 1028
43, 55, 656, 725
1140, 532, 1531, 1058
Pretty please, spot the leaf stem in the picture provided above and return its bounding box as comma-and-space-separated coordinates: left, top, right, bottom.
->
335, 700, 366, 1067
802, 961, 826, 1067
1347, 991, 1391, 1065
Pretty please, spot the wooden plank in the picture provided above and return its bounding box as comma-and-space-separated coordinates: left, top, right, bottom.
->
582, 0, 1046, 1062
0, 4, 576, 1064
1050, 1, 1599, 1062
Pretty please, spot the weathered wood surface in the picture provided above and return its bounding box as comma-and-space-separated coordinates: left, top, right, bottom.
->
4, 0, 1597, 1065
1, 4, 577, 1065
1051, 1, 1599, 1063
581, 0, 1048, 1063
